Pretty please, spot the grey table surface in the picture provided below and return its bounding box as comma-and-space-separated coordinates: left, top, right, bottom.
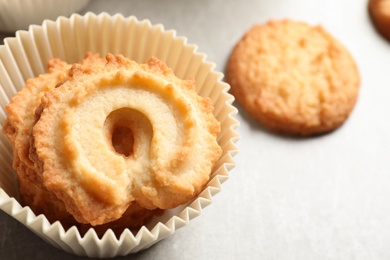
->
1, 0, 390, 259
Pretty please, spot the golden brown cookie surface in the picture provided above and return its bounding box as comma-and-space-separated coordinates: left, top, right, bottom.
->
227, 20, 360, 135
3, 58, 70, 177
369, 0, 390, 42
3, 53, 164, 232
31, 54, 222, 225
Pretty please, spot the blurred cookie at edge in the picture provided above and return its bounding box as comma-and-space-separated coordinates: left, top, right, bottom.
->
369, 0, 390, 42
226, 20, 360, 136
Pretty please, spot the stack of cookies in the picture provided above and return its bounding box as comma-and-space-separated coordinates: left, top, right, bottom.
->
2, 53, 222, 235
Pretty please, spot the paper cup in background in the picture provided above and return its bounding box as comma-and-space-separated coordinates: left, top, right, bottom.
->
0, 13, 239, 257
0, 0, 90, 32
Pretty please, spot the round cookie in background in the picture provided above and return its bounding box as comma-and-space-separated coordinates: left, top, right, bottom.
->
226, 20, 360, 136
369, 0, 390, 42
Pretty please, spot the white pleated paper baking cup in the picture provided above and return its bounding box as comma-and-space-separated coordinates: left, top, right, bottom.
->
0, 12, 239, 258
0, 0, 90, 32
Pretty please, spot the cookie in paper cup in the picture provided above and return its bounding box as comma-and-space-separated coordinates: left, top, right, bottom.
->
0, 12, 239, 257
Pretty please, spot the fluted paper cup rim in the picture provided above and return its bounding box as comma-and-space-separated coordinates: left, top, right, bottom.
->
0, 12, 239, 257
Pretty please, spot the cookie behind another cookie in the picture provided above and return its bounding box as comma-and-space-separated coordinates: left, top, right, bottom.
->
227, 20, 360, 136
369, 0, 390, 42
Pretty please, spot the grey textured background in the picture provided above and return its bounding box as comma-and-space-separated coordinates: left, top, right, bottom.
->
1, 0, 390, 259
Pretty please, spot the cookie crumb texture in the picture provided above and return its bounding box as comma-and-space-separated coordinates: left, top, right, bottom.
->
369, 0, 390, 42
227, 20, 360, 136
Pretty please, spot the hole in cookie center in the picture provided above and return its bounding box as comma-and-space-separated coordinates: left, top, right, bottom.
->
111, 126, 134, 157
104, 107, 152, 158
104, 108, 137, 158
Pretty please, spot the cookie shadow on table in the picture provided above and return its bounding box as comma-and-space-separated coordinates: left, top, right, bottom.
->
230, 99, 340, 141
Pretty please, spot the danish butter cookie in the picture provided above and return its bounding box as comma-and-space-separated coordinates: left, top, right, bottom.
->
227, 20, 360, 135
369, 0, 390, 42
31, 54, 222, 225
